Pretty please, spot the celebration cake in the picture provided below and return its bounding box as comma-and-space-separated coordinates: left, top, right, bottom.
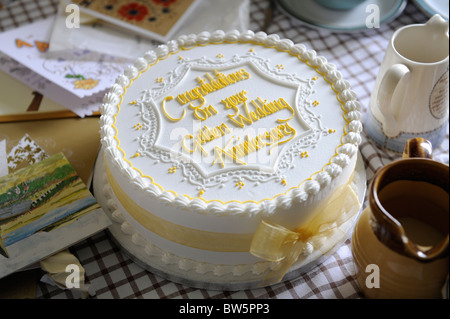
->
95, 30, 363, 289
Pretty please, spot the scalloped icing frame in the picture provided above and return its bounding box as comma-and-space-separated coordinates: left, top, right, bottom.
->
125, 47, 328, 193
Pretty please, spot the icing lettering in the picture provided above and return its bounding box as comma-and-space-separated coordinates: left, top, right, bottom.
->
181, 134, 209, 155
182, 123, 231, 154
158, 67, 298, 168
177, 69, 250, 106
190, 101, 218, 121
221, 90, 248, 109
162, 96, 186, 121
162, 69, 250, 122
227, 96, 295, 128
212, 122, 297, 167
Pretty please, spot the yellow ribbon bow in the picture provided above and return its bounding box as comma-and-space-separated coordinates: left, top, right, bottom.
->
250, 178, 360, 286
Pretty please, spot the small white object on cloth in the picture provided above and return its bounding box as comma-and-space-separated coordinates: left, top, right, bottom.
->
40, 249, 94, 299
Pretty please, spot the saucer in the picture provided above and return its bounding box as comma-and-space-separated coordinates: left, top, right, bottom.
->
412, 0, 449, 20
276, 0, 407, 32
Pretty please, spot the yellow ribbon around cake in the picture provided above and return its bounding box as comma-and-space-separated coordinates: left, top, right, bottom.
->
250, 177, 360, 286
106, 158, 360, 286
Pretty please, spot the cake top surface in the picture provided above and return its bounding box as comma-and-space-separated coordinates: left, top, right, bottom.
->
100, 30, 362, 215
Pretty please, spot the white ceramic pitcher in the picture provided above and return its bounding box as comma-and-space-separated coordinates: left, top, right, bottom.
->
366, 15, 449, 153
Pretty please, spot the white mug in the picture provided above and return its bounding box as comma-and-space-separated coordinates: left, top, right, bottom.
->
366, 15, 449, 153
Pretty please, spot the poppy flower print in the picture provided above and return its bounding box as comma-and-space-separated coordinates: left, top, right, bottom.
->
72, 0, 197, 41
118, 2, 149, 22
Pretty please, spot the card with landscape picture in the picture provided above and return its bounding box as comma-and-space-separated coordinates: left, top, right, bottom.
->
0, 152, 110, 279
71, 0, 200, 42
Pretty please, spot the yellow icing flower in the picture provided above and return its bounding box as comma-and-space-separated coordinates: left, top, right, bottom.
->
168, 166, 177, 174
235, 181, 245, 189
73, 78, 99, 90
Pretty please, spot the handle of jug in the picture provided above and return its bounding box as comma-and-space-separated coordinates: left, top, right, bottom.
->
403, 137, 433, 159
401, 138, 449, 262
377, 64, 410, 138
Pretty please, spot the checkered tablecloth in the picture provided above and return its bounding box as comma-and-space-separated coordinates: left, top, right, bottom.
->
0, 0, 448, 299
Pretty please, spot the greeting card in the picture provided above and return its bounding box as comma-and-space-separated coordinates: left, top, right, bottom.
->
0, 152, 110, 278
0, 55, 103, 119
0, 17, 129, 99
71, 0, 201, 42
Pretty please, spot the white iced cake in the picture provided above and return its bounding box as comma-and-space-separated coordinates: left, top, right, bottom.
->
96, 30, 362, 289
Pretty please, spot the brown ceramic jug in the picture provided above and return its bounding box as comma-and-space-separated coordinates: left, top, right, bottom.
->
352, 137, 449, 298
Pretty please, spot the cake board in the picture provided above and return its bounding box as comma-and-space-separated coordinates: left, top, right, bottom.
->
92, 148, 366, 291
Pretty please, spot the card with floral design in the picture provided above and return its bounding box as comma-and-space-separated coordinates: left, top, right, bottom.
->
6, 134, 49, 174
71, 0, 200, 42
0, 17, 129, 98
0, 53, 104, 119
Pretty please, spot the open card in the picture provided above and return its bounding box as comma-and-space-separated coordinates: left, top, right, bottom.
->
0, 56, 102, 120
0, 17, 129, 99
70, 0, 201, 42
0, 153, 110, 279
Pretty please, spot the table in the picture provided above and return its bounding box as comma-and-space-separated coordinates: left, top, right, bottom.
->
0, 0, 448, 299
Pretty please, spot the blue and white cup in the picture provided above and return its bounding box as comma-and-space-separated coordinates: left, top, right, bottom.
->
366, 15, 449, 154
